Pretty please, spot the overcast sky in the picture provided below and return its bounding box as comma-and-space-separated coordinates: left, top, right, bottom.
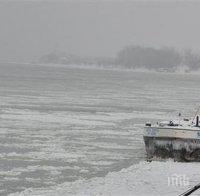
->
1, 0, 200, 62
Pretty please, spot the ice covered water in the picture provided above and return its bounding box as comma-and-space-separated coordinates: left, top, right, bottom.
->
0, 63, 200, 195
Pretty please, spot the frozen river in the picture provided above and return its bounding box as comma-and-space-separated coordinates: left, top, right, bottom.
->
0, 63, 200, 195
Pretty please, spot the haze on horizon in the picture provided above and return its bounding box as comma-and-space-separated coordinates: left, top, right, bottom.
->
1, 0, 200, 62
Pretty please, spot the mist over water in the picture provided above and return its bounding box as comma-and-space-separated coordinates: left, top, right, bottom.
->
1, 0, 200, 195
1, 1, 200, 62
0, 63, 199, 195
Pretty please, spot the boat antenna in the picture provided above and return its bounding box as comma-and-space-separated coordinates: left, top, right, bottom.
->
192, 106, 200, 123
179, 183, 200, 196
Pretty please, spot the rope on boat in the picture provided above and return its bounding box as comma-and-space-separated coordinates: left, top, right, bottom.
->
179, 183, 200, 196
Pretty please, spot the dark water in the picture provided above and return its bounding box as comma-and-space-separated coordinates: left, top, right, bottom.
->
0, 63, 200, 195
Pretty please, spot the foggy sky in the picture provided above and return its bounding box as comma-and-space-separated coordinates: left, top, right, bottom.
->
1, 0, 200, 62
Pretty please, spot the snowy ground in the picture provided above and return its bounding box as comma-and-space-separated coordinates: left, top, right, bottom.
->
10, 160, 200, 196
1, 63, 200, 195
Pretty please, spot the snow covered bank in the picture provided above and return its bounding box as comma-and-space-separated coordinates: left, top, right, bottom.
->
10, 161, 200, 196
33, 63, 200, 75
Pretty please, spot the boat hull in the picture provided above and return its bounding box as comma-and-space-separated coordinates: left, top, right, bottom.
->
144, 127, 200, 161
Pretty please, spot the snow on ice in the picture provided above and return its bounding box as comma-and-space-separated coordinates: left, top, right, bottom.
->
10, 161, 200, 196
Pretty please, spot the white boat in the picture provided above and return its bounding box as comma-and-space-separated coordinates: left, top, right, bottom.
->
143, 114, 200, 161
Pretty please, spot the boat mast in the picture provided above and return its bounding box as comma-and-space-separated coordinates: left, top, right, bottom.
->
192, 106, 200, 124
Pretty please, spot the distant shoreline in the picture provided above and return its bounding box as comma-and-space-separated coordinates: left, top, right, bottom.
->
1, 61, 200, 75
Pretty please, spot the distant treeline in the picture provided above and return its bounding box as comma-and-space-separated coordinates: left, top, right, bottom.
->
39, 45, 200, 72
116, 45, 200, 72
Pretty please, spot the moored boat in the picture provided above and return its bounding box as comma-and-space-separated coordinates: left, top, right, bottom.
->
143, 114, 200, 161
